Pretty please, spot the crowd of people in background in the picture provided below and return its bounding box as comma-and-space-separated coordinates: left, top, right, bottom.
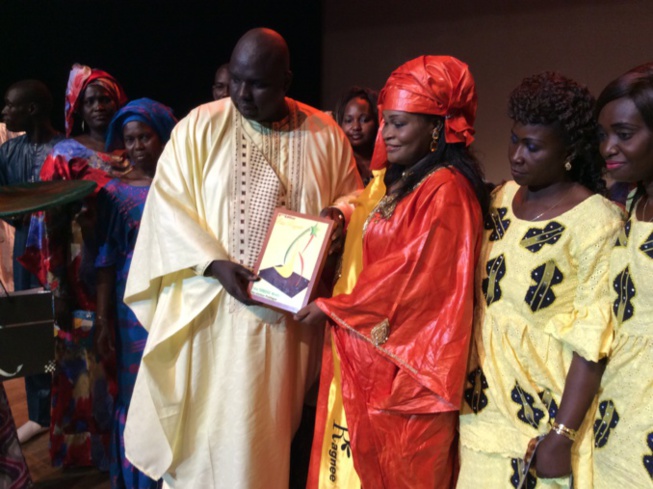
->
0, 26, 652, 489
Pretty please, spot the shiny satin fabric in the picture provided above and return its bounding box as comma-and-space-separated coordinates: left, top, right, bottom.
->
308, 169, 387, 489
371, 55, 477, 171
315, 167, 482, 488
121, 98, 361, 488
334, 169, 388, 298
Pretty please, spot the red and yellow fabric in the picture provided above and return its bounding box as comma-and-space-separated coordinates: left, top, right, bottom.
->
313, 167, 482, 488
307, 54, 481, 489
308, 168, 387, 489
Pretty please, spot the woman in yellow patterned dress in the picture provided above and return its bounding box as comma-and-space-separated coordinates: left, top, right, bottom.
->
457, 72, 625, 489
593, 63, 653, 488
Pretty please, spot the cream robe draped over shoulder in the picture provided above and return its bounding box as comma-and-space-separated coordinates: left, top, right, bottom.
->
123, 98, 360, 488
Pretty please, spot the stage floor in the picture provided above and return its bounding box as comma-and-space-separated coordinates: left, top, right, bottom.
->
4, 378, 110, 489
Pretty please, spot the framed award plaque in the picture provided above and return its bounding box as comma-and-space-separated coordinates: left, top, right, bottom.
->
249, 209, 335, 313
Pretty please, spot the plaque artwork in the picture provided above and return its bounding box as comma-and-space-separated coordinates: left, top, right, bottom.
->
249, 209, 334, 313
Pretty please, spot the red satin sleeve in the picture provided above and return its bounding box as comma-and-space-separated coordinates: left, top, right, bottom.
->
316, 168, 482, 413
40, 153, 70, 181
40, 153, 114, 195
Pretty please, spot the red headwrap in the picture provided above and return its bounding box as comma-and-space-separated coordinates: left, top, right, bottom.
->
370, 55, 477, 170
64, 63, 128, 137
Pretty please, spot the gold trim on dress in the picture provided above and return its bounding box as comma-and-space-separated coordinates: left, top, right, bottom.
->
363, 166, 444, 235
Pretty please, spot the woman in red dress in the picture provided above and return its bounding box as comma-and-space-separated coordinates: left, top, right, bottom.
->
296, 55, 489, 488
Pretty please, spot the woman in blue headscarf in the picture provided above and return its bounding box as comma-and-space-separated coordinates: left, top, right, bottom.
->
94, 98, 176, 489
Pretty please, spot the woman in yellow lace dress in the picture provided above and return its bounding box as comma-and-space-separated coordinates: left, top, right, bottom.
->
593, 63, 653, 489
458, 72, 624, 489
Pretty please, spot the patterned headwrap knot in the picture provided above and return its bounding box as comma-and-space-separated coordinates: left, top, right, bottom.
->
105, 98, 177, 151
371, 55, 477, 170
65, 63, 128, 138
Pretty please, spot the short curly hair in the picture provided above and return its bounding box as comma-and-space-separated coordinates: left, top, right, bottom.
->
508, 71, 605, 194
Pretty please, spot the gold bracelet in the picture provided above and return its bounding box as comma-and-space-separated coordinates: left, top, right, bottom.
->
549, 420, 578, 442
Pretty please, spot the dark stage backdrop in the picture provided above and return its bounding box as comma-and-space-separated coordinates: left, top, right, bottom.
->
0, 0, 323, 130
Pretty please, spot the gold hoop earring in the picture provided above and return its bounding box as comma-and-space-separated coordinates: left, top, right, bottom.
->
564, 160, 572, 171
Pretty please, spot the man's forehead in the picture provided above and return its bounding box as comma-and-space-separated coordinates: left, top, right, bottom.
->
230, 55, 280, 80
5, 88, 27, 103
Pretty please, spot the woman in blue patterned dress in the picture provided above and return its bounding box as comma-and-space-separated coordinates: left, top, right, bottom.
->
94, 98, 176, 489
20, 64, 130, 469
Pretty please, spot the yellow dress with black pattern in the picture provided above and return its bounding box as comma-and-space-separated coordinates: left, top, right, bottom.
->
457, 181, 624, 489
594, 205, 653, 488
